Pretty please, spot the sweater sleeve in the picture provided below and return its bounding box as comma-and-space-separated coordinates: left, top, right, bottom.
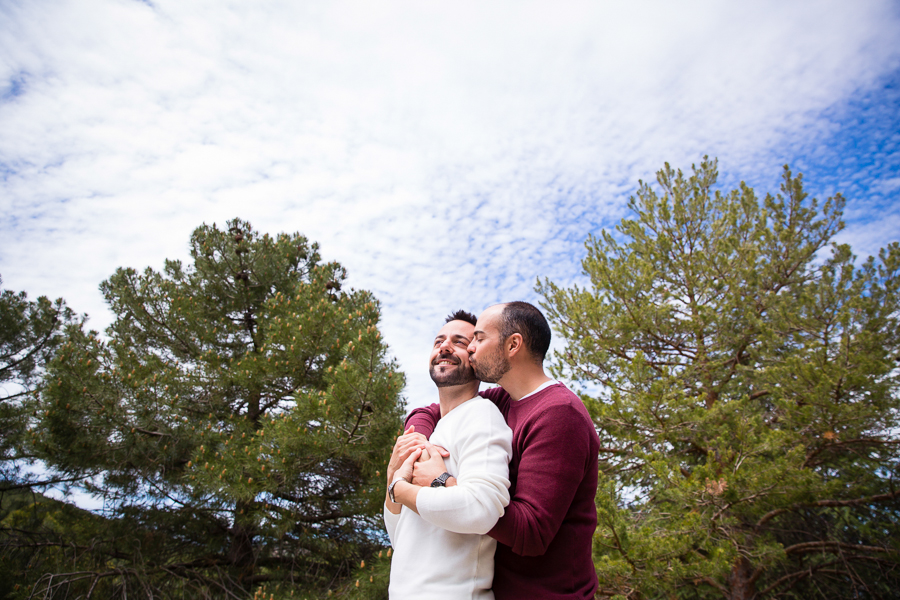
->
404, 403, 441, 438
489, 402, 594, 556
416, 402, 512, 535
383, 504, 400, 547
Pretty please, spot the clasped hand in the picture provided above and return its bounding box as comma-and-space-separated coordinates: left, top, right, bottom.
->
388, 426, 450, 487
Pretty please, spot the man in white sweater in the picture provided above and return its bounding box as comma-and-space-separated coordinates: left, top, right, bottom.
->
384, 311, 513, 600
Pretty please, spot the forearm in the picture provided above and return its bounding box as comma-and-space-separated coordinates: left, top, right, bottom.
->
415, 400, 512, 534
391, 479, 421, 514
385, 427, 432, 514
417, 475, 509, 535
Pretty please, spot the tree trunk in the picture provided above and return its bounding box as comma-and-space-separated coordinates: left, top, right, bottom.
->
231, 389, 262, 578
727, 556, 756, 600
228, 501, 257, 577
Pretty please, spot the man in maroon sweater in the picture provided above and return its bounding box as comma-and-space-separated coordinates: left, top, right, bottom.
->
406, 301, 600, 599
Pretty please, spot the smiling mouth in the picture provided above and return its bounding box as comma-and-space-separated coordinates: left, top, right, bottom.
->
433, 358, 459, 366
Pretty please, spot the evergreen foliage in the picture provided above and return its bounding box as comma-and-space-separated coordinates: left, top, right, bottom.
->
333, 548, 392, 600
0, 277, 77, 489
18, 219, 405, 598
539, 159, 900, 599
0, 490, 110, 598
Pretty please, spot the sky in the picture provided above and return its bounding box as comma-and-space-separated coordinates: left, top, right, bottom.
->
2, 0, 900, 412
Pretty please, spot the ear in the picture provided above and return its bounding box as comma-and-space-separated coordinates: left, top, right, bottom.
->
505, 333, 525, 359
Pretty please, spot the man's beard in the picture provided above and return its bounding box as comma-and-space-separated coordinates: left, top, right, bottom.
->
471, 348, 510, 384
429, 361, 477, 388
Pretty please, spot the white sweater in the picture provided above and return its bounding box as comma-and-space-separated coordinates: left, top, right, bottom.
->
384, 396, 513, 600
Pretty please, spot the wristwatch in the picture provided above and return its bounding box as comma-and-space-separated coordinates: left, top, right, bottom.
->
431, 472, 452, 487
388, 478, 405, 503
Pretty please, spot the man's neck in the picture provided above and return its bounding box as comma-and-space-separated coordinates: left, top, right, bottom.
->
437, 383, 480, 417
499, 365, 553, 401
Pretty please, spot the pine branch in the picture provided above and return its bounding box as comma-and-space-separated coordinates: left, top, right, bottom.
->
756, 488, 900, 529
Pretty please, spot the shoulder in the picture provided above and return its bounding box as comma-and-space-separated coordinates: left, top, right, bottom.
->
536, 384, 588, 413
526, 385, 597, 437
462, 395, 502, 413
455, 397, 510, 431
479, 386, 511, 403
540, 382, 581, 402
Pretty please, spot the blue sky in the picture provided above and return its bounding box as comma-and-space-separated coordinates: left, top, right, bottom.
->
2, 0, 899, 410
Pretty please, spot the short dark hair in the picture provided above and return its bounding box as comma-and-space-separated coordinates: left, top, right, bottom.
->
445, 309, 477, 326
498, 301, 551, 363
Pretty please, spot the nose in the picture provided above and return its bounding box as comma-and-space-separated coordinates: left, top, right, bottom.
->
439, 337, 455, 352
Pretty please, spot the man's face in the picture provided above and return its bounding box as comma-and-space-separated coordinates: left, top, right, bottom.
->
467, 305, 510, 384
429, 319, 477, 388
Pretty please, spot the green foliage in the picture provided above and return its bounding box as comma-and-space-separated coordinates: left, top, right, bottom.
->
0, 276, 77, 489
0, 490, 115, 600
236, 547, 391, 600
332, 547, 391, 600
540, 159, 900, 599
245, 547, 391, 600
24, 219, 405, 598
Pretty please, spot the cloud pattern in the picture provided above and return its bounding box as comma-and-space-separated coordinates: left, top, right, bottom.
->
2, 0, 899, 409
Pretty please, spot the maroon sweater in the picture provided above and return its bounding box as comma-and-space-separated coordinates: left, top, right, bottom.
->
406, 384, 600, 600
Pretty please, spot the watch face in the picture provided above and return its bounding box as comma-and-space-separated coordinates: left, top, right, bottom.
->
431, 472, 450, 487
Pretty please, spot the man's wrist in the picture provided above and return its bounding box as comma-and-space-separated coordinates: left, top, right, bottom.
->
388, 478, 402, 504
430, 472, 452, 487
389, 474, 412, 503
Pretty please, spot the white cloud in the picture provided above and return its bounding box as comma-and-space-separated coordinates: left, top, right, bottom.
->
2, 0, 899, 410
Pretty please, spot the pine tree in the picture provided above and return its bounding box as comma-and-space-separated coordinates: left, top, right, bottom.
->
539, 159, 900, 599
0, 278, 79, 598
0, 277, 76, 489
28, 219, 405, 598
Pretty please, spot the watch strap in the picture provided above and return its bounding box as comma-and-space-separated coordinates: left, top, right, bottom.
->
388, 479, 402, 503
431, 472, 451, 487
